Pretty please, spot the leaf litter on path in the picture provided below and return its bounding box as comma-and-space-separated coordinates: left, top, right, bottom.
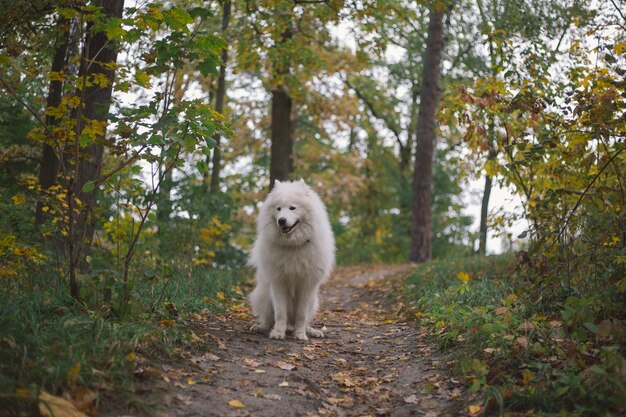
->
100, 264, 468, 417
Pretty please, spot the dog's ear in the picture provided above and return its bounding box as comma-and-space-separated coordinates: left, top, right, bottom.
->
299, 178, 310, 195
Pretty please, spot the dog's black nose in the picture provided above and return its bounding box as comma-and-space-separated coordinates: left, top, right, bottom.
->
278, 218, 286, 226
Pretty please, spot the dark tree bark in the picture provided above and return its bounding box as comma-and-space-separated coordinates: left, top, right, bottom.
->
269, 87, 293, 190
74, 0, 124, 243
66, 0, 124, 298
409, 6, 446, 263
478, 147, 496, 255
35, 17, 70, 228
209, 0, 231, 193
268, 7, 293, 191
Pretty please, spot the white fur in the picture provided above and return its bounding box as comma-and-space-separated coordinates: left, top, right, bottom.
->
248, 179, 335, 340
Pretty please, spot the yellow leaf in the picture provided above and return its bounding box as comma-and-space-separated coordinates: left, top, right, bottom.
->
457, 272, 469, 283
522, 370, 534, 385
50, 71, 66, 82
134, 72, 152, 88
187, 378, 196, 385
160, 319, 175, 326
216, 291, 225, 301
228, 399, 245, 408
67, 362, 81, 385
11, 194, 26, 205
15, 388, 30, 397
38, 391, 88, 417
468, 404, 482, 416
128, 352, 136, 362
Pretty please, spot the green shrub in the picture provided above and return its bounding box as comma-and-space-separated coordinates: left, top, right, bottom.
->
404, 255, 625, 416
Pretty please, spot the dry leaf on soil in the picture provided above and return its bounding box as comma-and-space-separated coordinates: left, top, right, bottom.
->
228, 399, 245, 408
403, 394, 419, 404
38, 391, 88, 417
272, 360, 296, 371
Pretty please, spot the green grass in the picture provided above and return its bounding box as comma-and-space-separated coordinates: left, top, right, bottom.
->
0, 266, 247, 415
404, 255, 626, 417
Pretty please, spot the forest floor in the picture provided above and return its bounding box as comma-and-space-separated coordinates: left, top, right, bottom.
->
102, 264, 469, 417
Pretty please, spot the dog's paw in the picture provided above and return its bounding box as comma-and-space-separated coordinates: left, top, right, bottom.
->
250, 324, 268, 333
307, 327, 324, 338
269, 329, 285, 339
294, 331, 308, 341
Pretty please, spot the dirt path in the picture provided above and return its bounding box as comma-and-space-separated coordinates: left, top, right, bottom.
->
114, 265, 467, 416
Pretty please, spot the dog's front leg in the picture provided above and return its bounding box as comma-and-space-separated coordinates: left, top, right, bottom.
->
293, 285, 314, 341
269, 282, 289, 339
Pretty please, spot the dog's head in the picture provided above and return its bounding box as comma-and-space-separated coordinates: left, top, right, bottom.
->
260, 179, 314, 245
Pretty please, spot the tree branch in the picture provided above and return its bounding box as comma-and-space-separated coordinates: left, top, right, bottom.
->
344, 76, 403, 147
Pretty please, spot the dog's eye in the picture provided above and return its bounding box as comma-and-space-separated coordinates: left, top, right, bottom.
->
289, 206, 296, 211
277, 207, 281, 211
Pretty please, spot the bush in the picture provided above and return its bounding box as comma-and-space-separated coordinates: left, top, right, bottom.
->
404, 255, 626, 416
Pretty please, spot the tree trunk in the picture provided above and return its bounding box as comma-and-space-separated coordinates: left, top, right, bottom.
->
269, 88, 293, 189
67, 0, 124, 298
35, 17, 70, 228
268, 6, 293, 191
409, 6, 446, 263
478, 148, 496, 255
209, 0, 231, 193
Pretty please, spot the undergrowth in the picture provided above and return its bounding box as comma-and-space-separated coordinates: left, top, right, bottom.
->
0, 266, 246, 416
404, 255, 626, 417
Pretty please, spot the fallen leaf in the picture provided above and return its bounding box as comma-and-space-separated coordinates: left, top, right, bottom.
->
518, 321, 536, 330
187, 378, 196, 385
254, 369, 266, 374
279, 380, 289, 387
243, 357, 260, 367
332, 372, 356, 387
72, 388, 96, 411
264, 393, 281, 400
516, 336, 529, 348
468, 404, 482, 416
403, 394, 419, 404
38, 391, 88, 417
203, 353, 220, 361
228, 399, 245, 408
495, 307, 508, 315
175, 394, 192, 405
272, 360, 296, 371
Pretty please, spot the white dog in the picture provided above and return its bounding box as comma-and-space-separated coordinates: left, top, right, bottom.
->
248, 180, 335, 340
